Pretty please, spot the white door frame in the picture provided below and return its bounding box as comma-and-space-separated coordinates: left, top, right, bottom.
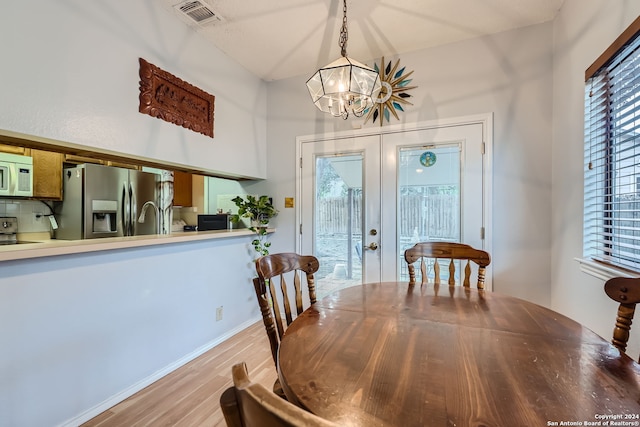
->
295, 113, 493, 288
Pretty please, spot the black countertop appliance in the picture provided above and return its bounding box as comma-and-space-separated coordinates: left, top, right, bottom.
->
197, 214, 229, 231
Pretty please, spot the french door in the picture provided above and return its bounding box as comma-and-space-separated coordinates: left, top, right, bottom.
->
298, 120, 489, 297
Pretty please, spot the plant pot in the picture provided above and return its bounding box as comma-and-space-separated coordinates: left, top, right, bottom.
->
251, 219, 269, 229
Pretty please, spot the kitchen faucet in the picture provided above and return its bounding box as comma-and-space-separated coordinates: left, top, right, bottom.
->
138, 201, 161, 234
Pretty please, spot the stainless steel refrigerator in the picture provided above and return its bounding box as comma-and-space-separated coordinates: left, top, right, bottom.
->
56, 163, 159, 240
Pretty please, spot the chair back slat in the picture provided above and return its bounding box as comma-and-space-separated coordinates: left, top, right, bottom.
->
269, 278, 285, 340
254, 253, 320, 367
463, 260, 471, 287
433, 259, 439, 284
294, 271, 304, 315
448, 259, 455, 286
308, 272, 318, 305
279, 274, 294, 325
404, 242, 491, 289
604, 277, 640, 359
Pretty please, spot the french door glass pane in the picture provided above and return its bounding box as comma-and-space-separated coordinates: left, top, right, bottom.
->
315, 154, 363, 298
397, 144, 461, 281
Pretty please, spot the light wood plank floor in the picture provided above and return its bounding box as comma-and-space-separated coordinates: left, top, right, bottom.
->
81, 321, 276, 427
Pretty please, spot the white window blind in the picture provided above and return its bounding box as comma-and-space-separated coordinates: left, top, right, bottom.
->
584, 25, 640, 272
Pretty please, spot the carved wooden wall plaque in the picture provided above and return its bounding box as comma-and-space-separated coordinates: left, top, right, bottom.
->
138, 58, 215, 138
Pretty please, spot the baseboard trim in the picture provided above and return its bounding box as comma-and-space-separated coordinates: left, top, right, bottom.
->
58, 317, 261, 427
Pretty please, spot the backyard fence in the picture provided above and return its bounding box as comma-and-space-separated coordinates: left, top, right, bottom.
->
315, 194, 458, 240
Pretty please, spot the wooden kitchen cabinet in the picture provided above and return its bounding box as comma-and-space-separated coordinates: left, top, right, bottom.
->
63, 154, 105, 166
63, 155, 140, 170
105, 160, 140, 170
173, 171, 193, 207
32, 149, 64, 200
0, 144, 27, 155
0, 145, 63, 199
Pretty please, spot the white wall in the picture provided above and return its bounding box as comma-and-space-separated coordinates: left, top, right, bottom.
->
0, 0, 267, 179
551, 1, 640, 357
0, 200, 52, 235
0, 238, 261, 427
0, 1, 268, 426
264, 22, 554, 306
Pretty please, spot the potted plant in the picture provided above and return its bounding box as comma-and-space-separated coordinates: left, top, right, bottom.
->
230, 195, 278, 257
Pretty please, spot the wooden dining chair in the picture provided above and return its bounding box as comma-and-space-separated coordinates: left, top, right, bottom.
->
604, 277, 640, 360
252, 253, 320, 398
404, 242, 491, 289
219, 362, 337, 427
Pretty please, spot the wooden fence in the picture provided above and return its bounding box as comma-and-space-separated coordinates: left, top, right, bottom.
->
315, 194, 458, 240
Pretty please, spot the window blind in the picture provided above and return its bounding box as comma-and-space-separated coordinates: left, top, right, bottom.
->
584, 26, 640, 272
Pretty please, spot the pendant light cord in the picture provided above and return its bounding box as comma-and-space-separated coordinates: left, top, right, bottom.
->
339, 0, 348, 57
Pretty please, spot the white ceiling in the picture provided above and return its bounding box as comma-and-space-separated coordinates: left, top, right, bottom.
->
162, 0, 565, 82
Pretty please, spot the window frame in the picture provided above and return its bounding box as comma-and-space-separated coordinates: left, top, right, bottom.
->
580, 16, 640, 280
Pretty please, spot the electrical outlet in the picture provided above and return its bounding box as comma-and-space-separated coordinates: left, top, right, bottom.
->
34, 212, 43, 222
216, 306, 223, 321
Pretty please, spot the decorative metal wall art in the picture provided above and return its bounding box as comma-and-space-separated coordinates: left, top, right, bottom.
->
364, 57, 417, 126
138, 58, 215, 138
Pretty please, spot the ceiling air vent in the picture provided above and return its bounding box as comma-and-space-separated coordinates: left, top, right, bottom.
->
174, 0, 223, 26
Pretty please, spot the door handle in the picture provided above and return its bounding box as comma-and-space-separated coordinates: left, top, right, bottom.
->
365, 242, 378, 251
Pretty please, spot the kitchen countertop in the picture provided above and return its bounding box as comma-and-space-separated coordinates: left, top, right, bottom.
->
0, 228, 273, 262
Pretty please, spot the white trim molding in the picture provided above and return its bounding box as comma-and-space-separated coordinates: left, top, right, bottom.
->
576, 257, 640, 282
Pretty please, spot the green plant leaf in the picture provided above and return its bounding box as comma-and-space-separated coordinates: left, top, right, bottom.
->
231, 194, 278, 257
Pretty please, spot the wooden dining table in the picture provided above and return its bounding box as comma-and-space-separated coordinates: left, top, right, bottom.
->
277, 282, 640, 427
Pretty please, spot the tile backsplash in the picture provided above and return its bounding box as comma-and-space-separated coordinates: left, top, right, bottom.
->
0, 200, 53, 233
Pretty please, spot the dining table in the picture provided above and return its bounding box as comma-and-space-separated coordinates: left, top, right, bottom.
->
277, 282, 640, 427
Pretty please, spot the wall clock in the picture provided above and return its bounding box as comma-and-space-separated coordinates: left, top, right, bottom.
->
364, 57, 417, 126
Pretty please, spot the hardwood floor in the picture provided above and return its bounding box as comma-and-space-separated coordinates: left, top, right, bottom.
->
81, 321, 276, 427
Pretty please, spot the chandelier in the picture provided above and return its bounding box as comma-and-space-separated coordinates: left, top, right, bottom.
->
306, 0, 381, 120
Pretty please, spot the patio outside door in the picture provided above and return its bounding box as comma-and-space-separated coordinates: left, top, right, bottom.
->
298, 122, 487, 298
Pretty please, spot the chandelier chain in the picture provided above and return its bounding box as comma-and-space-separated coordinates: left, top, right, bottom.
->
339, 0, 348, 57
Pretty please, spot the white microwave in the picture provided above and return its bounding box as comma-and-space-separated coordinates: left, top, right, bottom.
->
0, 152, 33, 197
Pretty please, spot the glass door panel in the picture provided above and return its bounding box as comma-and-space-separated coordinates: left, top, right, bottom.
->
314, 155, 363, 298
397, 144, 461, 281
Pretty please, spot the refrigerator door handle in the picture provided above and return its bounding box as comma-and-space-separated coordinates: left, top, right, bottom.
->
130, 183, 137, 236
123, 181, 130, 236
